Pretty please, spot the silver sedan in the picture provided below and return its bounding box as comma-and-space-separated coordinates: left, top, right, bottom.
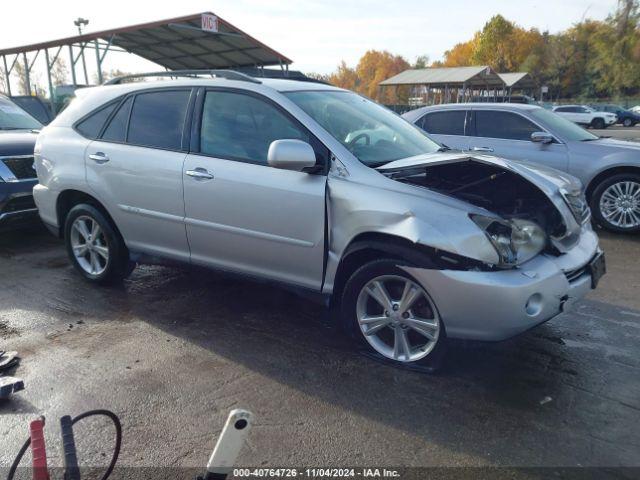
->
404, 103, 640, 233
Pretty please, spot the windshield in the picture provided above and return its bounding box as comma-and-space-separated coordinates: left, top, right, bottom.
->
0, 97, 42, 130
530, 108, 598, 142
284, 90, 441, 166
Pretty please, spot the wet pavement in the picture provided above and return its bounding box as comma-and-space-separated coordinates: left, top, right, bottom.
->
0, 225, 639, 473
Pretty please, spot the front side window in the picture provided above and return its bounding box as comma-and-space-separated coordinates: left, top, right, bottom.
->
285, 90, 440, 166
475, 110, 539, 141
127, 90, 190, 150
421, 110, 466, 136
200, 91, 309, 165
529, 108, 597, 142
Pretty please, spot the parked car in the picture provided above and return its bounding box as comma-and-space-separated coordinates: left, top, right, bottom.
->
551, 105, 617, 129
404, 103, 640, 233
33, 72, 603, 367
590, 104, 640, 127
0, 94, 41, 231
9, 95, 54, 125
631, 105, 640, 115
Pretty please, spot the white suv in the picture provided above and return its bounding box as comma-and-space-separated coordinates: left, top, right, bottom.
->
552, 105, 617, 129
33, 71, 603, 367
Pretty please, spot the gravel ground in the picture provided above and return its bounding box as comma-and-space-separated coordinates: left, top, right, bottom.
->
0, 225, 639, 477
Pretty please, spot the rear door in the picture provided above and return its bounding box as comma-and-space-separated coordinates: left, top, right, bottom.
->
85, 88, 193, 261
417, 109, 470, 150
182, 88, 327, 290
575, 106, 593, 124
468, 109, 569, 171
555, 106, 578, 123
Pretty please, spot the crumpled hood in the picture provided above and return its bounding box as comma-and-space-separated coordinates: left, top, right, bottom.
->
378, 151, 581, 194
377, 151, 585, 252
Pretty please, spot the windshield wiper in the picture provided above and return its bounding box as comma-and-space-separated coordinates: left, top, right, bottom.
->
437, 146, 451, 152
0, 127, 25, 131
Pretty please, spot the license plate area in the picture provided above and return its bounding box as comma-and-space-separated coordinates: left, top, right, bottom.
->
588, 252, 606, 288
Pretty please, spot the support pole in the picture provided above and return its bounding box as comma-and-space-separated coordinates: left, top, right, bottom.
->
94, 40, 103, 84
22, 52, 31, 95
2, 55, 11, 96
44, 49, 56, 115
69, 45, 77, 86
80, 43, 89, 84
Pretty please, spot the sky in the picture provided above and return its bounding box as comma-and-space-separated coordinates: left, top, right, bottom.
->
0, 0, 619, 87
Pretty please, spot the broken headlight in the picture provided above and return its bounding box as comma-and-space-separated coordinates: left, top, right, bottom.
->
560, 189, 590, 224
470, 214, 547, 266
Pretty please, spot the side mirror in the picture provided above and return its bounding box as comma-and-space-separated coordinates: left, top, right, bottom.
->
268, 139, 317, 172
531, 132, 554, 144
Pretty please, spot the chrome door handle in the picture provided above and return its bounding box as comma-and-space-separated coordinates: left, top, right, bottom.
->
185, 168, 214, 180
89, 152, 110, 163
470, 147, 494, 153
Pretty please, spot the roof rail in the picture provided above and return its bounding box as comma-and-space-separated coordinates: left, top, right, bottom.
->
104, 69, 262, 85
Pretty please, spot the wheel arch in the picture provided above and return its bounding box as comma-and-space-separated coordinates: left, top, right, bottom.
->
56, 189, 117, 238
330, 232, 477, 306
585, 165, 640, 201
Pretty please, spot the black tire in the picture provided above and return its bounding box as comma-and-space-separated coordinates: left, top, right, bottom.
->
591, 117, 606, 130
623, 118, 634, 127
64, 204, 135, 284
340, 258, 446, 369
590, 173, 640, 234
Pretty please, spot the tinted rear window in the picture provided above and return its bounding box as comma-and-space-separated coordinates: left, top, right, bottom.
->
421, 111, 466, 135
76, 102, 117, 138
101, 97, 133, 143
127, 90, 190, 150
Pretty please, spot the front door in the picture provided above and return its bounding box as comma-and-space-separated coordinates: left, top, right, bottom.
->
468, 109, 569, 172
183, 89, 327, 290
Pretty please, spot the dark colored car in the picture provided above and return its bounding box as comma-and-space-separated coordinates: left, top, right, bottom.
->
10, 95, 54, 125
592, 104, 640, 127
0, 94, 41, 231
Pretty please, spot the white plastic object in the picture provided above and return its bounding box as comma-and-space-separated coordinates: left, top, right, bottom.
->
206, 409, 253, 476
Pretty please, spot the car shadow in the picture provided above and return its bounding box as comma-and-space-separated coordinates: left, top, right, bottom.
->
2, 229, 638, 467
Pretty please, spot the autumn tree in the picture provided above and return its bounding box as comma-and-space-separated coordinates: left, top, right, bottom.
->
328, 61, 359, 91
442, 35, 478, 67
355, 50, 410, 102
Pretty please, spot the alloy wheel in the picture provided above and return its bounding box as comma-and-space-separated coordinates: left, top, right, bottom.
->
599, 181, 640, 229
70, 215, 110, 276
356, 275, 440, 362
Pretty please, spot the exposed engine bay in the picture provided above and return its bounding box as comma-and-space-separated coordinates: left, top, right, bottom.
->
384, 159, 567, 239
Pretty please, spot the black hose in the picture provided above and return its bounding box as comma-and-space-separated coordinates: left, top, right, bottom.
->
6, 435, 30, 480
7, 409, 122, 480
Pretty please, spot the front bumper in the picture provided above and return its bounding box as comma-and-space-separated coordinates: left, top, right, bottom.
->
0, 179, 39, 230
402, 226, 600, 341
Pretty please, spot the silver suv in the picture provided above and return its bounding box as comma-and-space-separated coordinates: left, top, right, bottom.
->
33, 71, 604, 367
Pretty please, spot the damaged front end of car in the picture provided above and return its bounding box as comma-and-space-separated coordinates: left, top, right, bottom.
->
377, 153, 593, 266
325, 152, 602, 342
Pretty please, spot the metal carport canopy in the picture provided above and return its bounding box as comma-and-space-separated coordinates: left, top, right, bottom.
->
379, 66, 504, 88
497, 72, 536, 89
0, 12, 292, 71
